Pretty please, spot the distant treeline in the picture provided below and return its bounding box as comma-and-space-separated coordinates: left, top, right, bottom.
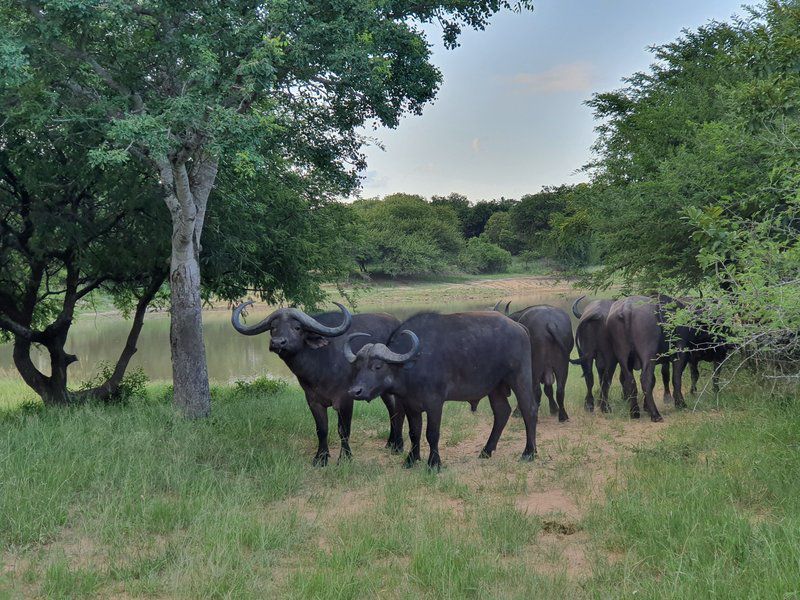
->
340, 186, 592, 278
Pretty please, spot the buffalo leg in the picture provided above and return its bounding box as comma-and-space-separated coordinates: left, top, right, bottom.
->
336, 398, 353, 463
582, 357, 596, 412
662, 363, 674, 404
555, 364, 569, 422
544, 382, 558, 416
511, 371, 538, 460
425, 403, 443, 471
404, 408, 423, 468
480, 390, 512, 458
618, 359, 640, 419
690, 360, 700, 394
671, 354, 688, 409
382, 393, 405, 453
532, 381, 543, 420
307, 399, 330, 466
640, 360, 663, 422
598, 356, 615, 413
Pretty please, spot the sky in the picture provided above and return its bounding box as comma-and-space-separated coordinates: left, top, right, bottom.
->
358, 0, 748, 201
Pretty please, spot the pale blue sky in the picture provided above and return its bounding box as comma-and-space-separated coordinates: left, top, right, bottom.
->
358, 0, 748, 200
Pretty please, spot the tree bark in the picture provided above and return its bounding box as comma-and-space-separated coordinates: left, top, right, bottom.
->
159, 153, 218, 418
12, 333, 76, 406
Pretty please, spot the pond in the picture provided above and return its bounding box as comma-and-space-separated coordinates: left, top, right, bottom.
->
0, 287, 588, 384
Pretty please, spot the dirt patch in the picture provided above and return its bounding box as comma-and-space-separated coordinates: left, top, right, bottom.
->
536, 530, 592, 579
516, 489, 581, 520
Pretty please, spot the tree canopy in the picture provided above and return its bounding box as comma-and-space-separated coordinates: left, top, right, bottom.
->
1, 0, 533, 415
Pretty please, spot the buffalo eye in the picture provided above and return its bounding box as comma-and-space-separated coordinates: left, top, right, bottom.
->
293, 325, 301, 331
373, 363, 383, 371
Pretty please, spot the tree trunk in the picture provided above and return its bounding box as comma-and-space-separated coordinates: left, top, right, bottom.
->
79, 271, 166, 402
12, 334, 76, 407
169, 246, 211, 417
159, 154, 218, 418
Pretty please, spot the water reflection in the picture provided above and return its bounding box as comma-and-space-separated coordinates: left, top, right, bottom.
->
0, 290, 586, 384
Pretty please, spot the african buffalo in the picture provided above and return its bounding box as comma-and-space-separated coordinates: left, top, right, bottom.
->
231, 302, 404, 465
606, 295, 691, 422
661, 317, 729, 396
500, 303, 574, 422
571, 295, 616, 413
344, 312, 539, 470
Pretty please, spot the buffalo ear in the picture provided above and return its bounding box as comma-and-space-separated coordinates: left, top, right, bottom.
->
305, 335, 329, 349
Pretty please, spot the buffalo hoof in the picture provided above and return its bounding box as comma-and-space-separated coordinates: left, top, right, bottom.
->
312, 452, 330, 467
674, 399, 687, 410
630, 411, 641, 419
403, 453, 420, 469
650, 414, 664, 423
558, 411, 569, 423
584, 401, 595, 413
479, 448, 492, 459
520, 451, 536, 462
426, 458, 442, 472
386, 439, 404, 454
600, 402, 612, 414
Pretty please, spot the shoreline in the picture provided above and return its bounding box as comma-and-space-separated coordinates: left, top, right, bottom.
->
72, 273, 588, 321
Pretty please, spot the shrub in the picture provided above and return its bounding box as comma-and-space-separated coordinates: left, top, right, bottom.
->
459, 238, 512, 274
79, 362, 149, 403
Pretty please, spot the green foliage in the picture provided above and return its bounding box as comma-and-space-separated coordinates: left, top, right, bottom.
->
202, 168, 354, 309
481, 211, 522, 253
510, 186, 571, 252
232, 376, 288, 398
582, 2, 800, 296
350, 194, 465, 277
460, 238, 512, 274
431, 192, 472, 232
79, 363, 150, 404
462, 199, 516, 239
571, 1, 800, 376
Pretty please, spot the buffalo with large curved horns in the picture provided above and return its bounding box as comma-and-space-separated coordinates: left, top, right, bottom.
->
231, 301, 405, 466
346, 312, 539, 470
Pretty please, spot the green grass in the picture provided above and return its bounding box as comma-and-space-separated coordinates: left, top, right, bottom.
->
1, 373, 798, 598
586, 396, 800, 598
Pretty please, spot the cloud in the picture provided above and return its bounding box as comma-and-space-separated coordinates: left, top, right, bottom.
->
471, 137, 481, 154
508, 62, 593, 94
361, 170, 388, 189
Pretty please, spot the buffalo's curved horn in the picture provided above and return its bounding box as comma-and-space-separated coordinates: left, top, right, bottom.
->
572, 295, 586, 319
504, 301, 511, 315
231, 301, 276, 336
372, 330, 421, 364
287, 302, 352, 337
492, 299, 505, 312
344, 332, 371, 363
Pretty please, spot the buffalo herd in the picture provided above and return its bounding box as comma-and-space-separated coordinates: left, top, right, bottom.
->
232, 295, 727, 470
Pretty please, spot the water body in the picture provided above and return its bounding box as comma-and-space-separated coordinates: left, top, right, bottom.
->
0, 289, 586, 384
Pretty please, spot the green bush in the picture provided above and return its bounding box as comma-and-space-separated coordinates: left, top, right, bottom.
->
233, 376, 288, 398
79, 362, 149, 403
459, 238, 511, 274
